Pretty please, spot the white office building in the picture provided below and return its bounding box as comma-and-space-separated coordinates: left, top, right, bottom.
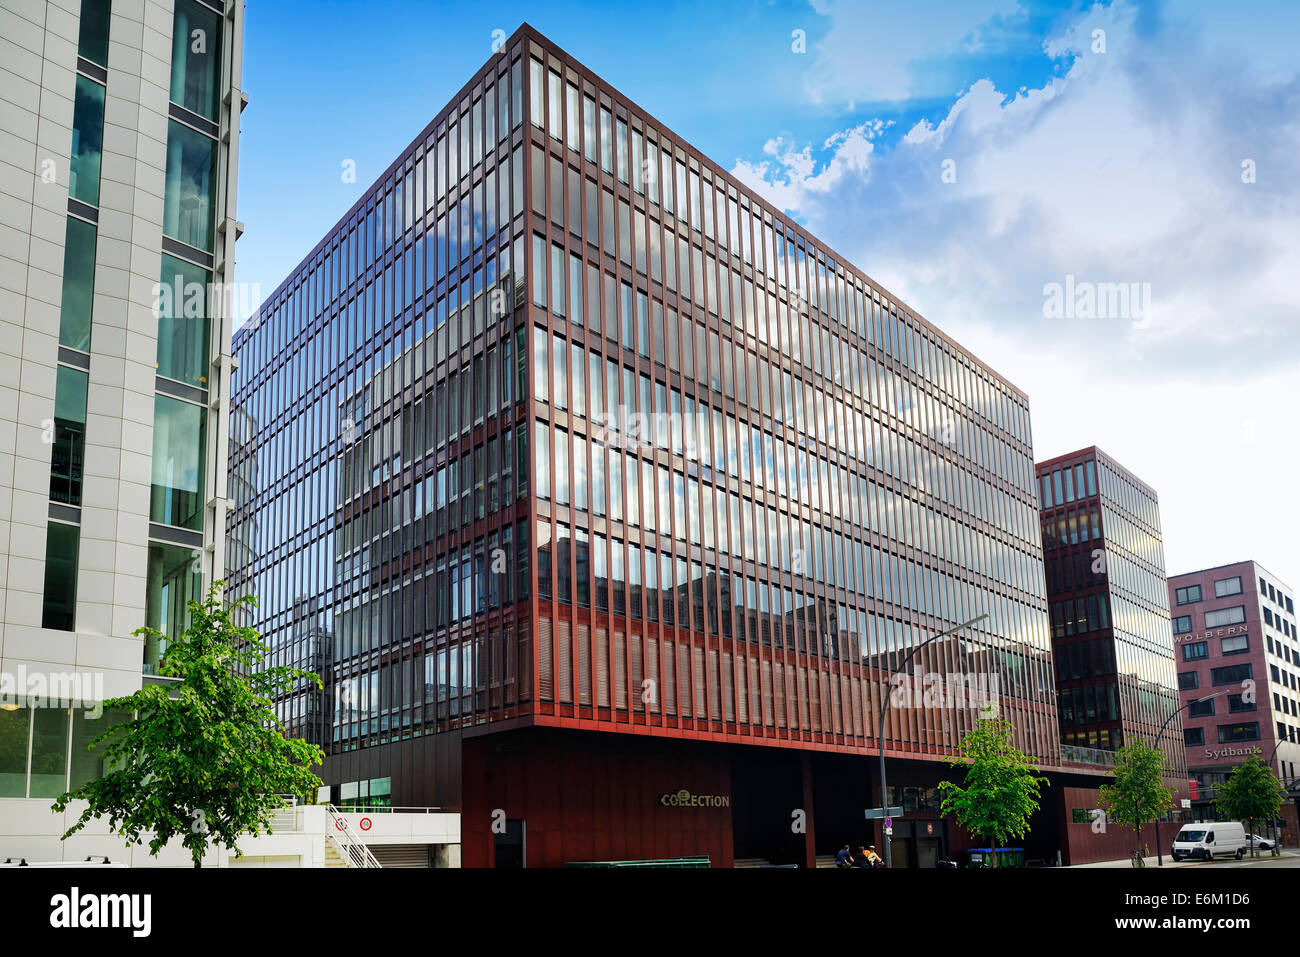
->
0, 0, 244, 863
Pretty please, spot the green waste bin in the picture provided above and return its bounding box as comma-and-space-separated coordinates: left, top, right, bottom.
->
994, 848, 1024, 868
966, 848, 1024, 868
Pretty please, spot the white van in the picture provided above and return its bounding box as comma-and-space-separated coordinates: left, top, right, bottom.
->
1171, 822, 1248, 861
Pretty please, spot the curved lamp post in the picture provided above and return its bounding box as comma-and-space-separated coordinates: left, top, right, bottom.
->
877, 613, 988, 869
1262, 739, 1287, 856
1152, 689, 1230, 866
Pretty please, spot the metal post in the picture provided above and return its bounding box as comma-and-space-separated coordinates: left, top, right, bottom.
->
876, 614, 987, 868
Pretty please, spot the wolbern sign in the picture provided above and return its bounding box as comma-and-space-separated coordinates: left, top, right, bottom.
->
659, 788, 730, 808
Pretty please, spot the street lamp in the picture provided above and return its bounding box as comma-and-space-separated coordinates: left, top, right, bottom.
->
876, 613, 988, 869
1261, 738, 1287, 856
1152, 689, 1230, 866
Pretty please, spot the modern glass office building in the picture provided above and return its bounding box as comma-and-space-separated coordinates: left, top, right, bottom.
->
229, 24, 1114, 867
0, 0, 244, 862
1036, 447, 1187, 777
1168, 561, 1300, 819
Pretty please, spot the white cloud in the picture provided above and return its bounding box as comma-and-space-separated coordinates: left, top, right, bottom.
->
802, 0, 1024, 103
735, 0, 1300, 575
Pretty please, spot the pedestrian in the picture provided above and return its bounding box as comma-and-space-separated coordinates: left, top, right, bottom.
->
852, 845, 873, 868
865, 845, 884, 868
835, 843, 855, 868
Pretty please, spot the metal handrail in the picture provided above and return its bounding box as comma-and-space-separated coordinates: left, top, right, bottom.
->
328, 805, 445, 814
325, 805, 381, 868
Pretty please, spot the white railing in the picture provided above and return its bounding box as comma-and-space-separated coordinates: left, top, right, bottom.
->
325, 804, 381, 868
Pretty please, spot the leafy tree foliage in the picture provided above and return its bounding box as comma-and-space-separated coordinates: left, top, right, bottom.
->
1098, 740, 1176, 855
52, 584, 324, 866
1216, 752, 1286, 857
938, 716, 1048, 850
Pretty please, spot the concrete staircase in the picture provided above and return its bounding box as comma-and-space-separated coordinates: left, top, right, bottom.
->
324, 838, 348, 867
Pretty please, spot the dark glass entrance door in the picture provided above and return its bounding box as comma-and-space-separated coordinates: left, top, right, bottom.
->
494, 819, 526, 868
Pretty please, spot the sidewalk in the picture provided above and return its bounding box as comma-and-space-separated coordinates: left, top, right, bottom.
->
1071, 849, 1296, 868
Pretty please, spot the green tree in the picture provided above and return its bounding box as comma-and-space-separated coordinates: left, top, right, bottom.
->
938, 716, 1048, 852
1216, 752, 1285, 858
1097, 740, 1176, 858
52, 584, 324, 867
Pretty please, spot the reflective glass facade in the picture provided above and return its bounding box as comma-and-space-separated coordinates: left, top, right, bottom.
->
230, 27, 1062, 773
1037, 446, 1186, 774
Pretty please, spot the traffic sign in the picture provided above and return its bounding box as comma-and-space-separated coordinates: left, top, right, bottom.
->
884, 827, 893, 836
884, 817, 892, 829
863, 806, 904, 820
926, 823, 934, 836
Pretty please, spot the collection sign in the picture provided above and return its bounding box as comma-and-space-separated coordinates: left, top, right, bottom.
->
659, 788, 730, 808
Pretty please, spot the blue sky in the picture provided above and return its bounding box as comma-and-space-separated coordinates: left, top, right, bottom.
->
238, 0, 1300, 578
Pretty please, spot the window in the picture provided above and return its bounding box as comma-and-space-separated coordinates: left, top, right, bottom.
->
49, 365, 88, 506
1188, 697, 1215, 717
531, 234, 547, 306
1178, 671, 1199, 690
554, 427, 569, 505
1221, 635, 1249, 656
550, 243, 565, 315
532, 326, 548, 402
143, 541, 200, 672
170, 0, 223, 120
534, 420, 549, 500
164, 120, 217, 250
70, 75, 105, 206
69, 707, 129, 790
1227, 693, 1255, 713
1175, 585, 1202, 605
600, 107, 612, 173
1182, 641, 1208, 661
528, 59, 543, 127
77, 0, 111, 66
582, 95, 596, 162
1217, 723, 1259, 743
1172, 615, 1192, 635
551, 333, 566, 410
157, 253, 211, 387
1211, 663, 1252, 685
59, 216, 97, 351
1184, 727, 1204, 747
150, 394, 206, 530
616, 118, 628, 182
1214, 576, 1243, 598
1205, 606, 1245, 628
42, 522, 80, 630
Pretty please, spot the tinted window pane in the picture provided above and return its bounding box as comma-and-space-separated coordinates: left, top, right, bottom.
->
42, 522, 79, 631
170, 0, 223, 120
59, 216, 96, 350
29, 707, 70, 798
0, 704, 31, 797
150, 394, 206, 529
50, 365, 88, 505
164, 120, 217, 250
70, 75, 105, 205
144, 541, 201, 672
77, 0, 111, 67
157, 253, 211, 387
69, 707, 130, 790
